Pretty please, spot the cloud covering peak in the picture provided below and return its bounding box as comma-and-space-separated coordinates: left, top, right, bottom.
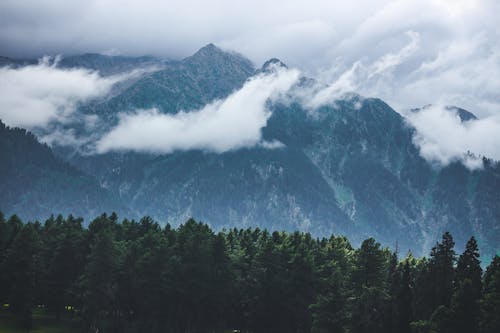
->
404, 105, 500, 169
95, 66, 300, 154
1, 0, 500, 116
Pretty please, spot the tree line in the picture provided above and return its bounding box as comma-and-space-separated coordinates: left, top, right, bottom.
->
0, 211, 499, 333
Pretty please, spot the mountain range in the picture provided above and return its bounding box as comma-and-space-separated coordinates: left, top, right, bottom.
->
1, 44, 499, 259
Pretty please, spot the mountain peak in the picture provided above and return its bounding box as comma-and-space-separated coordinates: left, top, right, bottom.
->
410, 104, 478, 122
184, 43, 253, 68
444, 106, 478, 122
182, 44, 255, 77
187, 43, 230, 62
261, 58, 287, 71
255, 58, 288, 76
193, 43, 221, 57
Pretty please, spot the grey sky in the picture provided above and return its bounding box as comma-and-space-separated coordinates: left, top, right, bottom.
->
1, 0, 499, 167
1, 0, 499, 116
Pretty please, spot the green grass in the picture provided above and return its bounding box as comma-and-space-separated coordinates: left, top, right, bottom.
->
0, 310, 80, 333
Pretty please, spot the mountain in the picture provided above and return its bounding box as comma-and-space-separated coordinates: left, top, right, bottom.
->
0, 56, 37, 67
0, 120, 125, 221
58, 53, 165, 75
410, 104, 478, 122
77, 43, 255, 130
444, 105, 478, 121
1, 44, 499, 259
264, 96, 500, 257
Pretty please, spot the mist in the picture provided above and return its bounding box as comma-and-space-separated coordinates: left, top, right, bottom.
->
96, 66, 299, 154
0, 58, 148, 128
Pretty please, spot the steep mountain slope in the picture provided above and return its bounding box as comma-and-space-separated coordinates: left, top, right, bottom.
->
2, 45, 499, 259
264, 96, 500, 257
58, 53, 165, 75
64, 47, 500, 258
79, 44, 255, 128
410, 104, 478, 122
0, 120, 125, 221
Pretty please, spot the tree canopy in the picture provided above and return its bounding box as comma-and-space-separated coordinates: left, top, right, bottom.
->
0, 212, 499, 333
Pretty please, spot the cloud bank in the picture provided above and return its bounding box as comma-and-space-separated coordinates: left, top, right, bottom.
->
0, 58, 126, 128
305, 31, 420, 109
404, 105, 500, 169
96, 66, 299, 154
1, 0, 499, 168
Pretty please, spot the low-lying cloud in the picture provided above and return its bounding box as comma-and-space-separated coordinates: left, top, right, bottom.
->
0, 58, 152, 128
404, 105, 500, 169
95, 66, 299, 154
0, 58, 120, 128
305, 31, 420, 109
291, 29, 500, 170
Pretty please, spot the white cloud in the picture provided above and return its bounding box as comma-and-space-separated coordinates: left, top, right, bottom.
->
1, 0, 499, 116
404, 105, 500, 169
1, 0, 500, 166
39, 127, 90, 148
0, 58, 156, 128
95, 66, 299, 154
305, 31, 420, 109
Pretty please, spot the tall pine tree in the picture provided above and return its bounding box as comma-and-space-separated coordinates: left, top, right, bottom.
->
451, 236, 482, 333
480, 255, 500, 333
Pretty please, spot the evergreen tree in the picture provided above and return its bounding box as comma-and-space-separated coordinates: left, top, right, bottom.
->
350, 238, 389, 333
0, 211, 6, 304
41, 215, 86, 317
1, 212, 499, 333
386, 251, 399, 333
429, 305, 454, 333
82, 229, 120, 333
3, 223, 42, 330
428, 232, 456, 310
396, 260, 412, 333
480, 255, 500, 333
413, 257, 433, 320
451, 236, 482, 333
311, 236, 353, 333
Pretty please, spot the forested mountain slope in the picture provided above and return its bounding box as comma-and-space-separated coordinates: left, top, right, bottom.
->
0, 120, 125, 220
1, 45, 499, 259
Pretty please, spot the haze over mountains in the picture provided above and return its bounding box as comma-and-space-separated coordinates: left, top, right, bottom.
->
1, 44, 499, 260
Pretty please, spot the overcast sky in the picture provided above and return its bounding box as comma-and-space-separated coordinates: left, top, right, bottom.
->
1, 0, 499, 116
1, 0, 499, 168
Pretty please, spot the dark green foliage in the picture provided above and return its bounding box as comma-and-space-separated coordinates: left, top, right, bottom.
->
451, 236, 482, 333
428, 232, 456, 310
391, 260, 413, 333
2, 222, 42, 330
82, 228, 120, 332
1, 213, 499, 333
480, 256, 500, 333
310, 236, 353, 333
350, 238, 390, 333
429, 305, 454, 333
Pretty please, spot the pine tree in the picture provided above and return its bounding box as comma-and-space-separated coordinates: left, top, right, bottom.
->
3, 223, 42, 331
0, 211, 6, 305
429, 232, 456, 309
451, 236, 482, 333
386, 251, 399, 333
311, 236, 353, 333
351, 238, 389, 333
480, 255, 500, 333
396, 261, 413, 333
82, 229, 120, 333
